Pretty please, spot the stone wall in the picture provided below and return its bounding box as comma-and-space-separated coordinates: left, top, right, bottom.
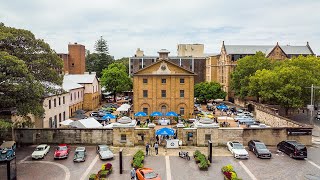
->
255, 108, 303, 127
14, 128, 113, 145
217, 128, 244, 146
112, 127, 135, 147
196, 128, 219, 146
134, 128, 155, 146
177, 128, 197, 146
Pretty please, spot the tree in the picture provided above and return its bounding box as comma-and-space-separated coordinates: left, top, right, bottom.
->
115, 57, 129, 75
86, 36, 114, 77
100, 63, 132, 102
230, 52, 272, 99
0, 24, 62, 116
194, 82, 226, 103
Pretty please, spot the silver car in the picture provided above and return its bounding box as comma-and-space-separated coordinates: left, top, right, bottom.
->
97, 145, 114, 160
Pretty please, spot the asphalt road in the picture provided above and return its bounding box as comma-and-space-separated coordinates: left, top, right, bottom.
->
1, 145, 320, 180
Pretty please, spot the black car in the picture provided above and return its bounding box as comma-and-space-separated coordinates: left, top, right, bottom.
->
277, 140, 307, 159
248, 140, 272, 159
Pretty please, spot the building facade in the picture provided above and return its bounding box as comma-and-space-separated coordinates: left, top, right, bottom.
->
58, 43, 86, 74
64, 73, 101, 111
133, 59, 196, 119
207, 41, 315, 101
129, 44, 206, 84
62, 80, 85, 117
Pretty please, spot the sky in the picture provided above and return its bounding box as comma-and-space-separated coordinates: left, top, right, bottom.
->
1, 0, 320, 59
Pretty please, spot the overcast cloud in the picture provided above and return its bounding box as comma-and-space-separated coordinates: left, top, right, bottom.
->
1, 0, 319, 58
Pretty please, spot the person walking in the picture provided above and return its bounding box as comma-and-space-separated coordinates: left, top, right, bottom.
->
130, 168, 136, 180
154, 142, 159, 155
146, 143, 150, 156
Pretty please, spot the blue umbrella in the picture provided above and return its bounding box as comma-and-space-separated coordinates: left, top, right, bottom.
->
165, 111, 178, 117
101, 114, 116, 120
134, 112, 147, 117
150, 111, 163, 116
156, 127, 175, 136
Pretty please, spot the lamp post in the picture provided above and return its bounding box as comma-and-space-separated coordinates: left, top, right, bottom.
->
306, 84, 320, 125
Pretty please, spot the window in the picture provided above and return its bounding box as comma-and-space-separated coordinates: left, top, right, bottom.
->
143, 90, 148, 98
78, 92, 79, 98
49, 100, 51, 109
143, 78, 148, 84
54, 99, 56, 107
139, 65, 142, 69
180, 90, 184, 98
71, 63, 75, 67
63, 96, 65, 104
63, 112, 66, 120
59, 113, 61, 123
205, 134, 211, 141
74, 92, 76, 100
161, 90, 166, 98
54, 115, 57, 128
71, 94, 72, 101
180, 78, 185, 84
161, 78, 166, 84
121, 134, 126, 142
49, 117, 53, 128
180, 107, 185, 116
58, 97, 61, 106
143, 108, 148, 115
92, 86, 94, 92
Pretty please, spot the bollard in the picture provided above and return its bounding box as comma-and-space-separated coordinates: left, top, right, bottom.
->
119, 148, 123, 174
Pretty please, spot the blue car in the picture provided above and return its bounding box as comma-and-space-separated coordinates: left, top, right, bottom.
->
216, 103, 228, 111
0, 141, 16, 161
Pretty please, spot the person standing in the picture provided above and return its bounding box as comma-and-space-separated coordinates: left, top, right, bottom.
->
154, 142, 159, 155
130, 168, 136, 180
146, 143, 150, 156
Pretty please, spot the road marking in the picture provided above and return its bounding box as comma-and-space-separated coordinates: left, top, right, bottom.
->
239, 161, 257, 180
19, 155, 31, 163
165, 156, 172, 180
21, 160, 70, 180
80, 155, 99, 180
306, 159, 320, 170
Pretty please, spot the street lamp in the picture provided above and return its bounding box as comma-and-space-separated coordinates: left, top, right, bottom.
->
306, 84, 320, 125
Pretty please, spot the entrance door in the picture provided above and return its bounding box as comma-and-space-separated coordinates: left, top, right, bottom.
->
161, 105, 167, 116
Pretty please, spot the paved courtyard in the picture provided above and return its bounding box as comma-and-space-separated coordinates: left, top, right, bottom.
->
1, 143, 320, 180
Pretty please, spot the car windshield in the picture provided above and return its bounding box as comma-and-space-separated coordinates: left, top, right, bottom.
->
75, 151, 85, 157
256, 143, 267, 149
36, 147, 44, 151
297, 145, 306, 150
144, 172, 157, 179
233, 143, 244, 149
100, 146, 109, 151
57, 146, 67, 151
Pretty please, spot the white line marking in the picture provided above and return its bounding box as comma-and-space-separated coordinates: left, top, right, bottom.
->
306, 159, 320, 170
165, 156, 172, 180
21, 160, 70, 180
239, 161, 258, 180
19, 155, 31, 163
80, 155, 99, 180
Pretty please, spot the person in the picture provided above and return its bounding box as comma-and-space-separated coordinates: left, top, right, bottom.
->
146, 118, 150, 124
154, 142, 159, 155
137, 119, 141, 126
146, 143, 150, 156
156, 135, 159, 143
130, 168, 136, 180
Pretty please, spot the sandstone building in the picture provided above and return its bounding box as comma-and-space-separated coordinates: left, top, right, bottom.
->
62, 79, 85, 117
206, 41, 315, 101
133, 59, 196, 119
129, 44, 206, 84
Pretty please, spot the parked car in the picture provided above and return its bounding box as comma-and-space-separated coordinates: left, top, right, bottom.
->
73, 147, 86, 162
237, 111, 254, 117
0, 141, 16, 161
277, 140, 307, 159
97, 145, 114, 160
136, 168, 161, 180
216, 103, 228, 111
54, 144, 70, 159
90, 111, 99, 117
227, 141, 249, 159
248, 140, 272, 159
32, 144, 50, 159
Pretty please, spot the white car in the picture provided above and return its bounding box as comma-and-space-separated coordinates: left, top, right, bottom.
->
32, 144, 50, 159
227, 141, 249, 159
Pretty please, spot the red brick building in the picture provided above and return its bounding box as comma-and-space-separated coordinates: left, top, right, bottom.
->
58, 43, 86, 74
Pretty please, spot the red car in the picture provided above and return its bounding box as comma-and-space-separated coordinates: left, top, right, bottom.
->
136, 168, 161, 180
54, 144, 70, 159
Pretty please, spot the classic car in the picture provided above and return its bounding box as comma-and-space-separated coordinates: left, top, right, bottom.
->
0, 141, 16, 161
248, 140, 272, 159
97, 145, 114, 160
54, 144, 70, 159
136, 168, 161, 180
73, 147, 86, 162
227, 141, 249, 159
32, 144, 50, 159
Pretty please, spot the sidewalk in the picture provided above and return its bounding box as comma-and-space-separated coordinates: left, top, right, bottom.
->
110, 146, 232, 157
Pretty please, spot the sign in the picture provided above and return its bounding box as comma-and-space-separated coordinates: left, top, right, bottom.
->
287, 129, 312, 136
307, 105, 314, 111
166, 139, 179, 149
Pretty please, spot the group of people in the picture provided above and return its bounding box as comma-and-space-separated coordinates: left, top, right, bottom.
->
145, 141, 159, 156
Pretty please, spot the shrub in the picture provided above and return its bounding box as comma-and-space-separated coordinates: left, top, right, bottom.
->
221, 164, 242, 180
193, 150, 201, 158
221, 164, 234, 173
89, 174, 96, 180
132, 150, 144, 168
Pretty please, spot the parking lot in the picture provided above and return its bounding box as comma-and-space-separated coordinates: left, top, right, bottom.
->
1, 143, 320, 180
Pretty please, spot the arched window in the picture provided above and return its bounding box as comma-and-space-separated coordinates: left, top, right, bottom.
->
161, 105, 167, 114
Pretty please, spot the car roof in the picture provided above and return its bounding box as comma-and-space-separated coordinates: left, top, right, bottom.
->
0, 141, 16, 148
58, 144, 68, 147
286, 140, 304, 146
251, 140, 261, 143
98, 144, 109, 148
75, 147, 86, 151
139, 168, 154, 173
37, 144, 48, 148
231, 141, 241, 144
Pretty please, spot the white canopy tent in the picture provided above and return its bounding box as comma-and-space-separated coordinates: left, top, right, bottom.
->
116, 106, 129, 112
70, 117, 103, 128
59, 119, 73, 126
121, 103, 131, 109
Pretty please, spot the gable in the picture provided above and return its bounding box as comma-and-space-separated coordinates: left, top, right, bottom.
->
134, 60, 196, 76
267, 45, 287, 60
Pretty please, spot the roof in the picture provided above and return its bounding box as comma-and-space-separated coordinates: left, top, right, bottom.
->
62, 79, 84, 91
64, 74, 96, 84
0, 141, 15, 148
70, 117, 103, 128
37, 144, 48, 148
75, 147, 86, 151
157, 49, 170, 53
224, 45, 313, 55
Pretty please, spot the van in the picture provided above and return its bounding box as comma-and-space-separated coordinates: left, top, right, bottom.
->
277, 140, 307, 159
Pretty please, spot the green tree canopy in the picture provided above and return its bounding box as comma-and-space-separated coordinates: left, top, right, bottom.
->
86, 36, 114, 77
115, 57, 129, 75
0, 24, 63, 116
194, 81, 226, 103
100, 63, 132, 102
230, 52, 272, 99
